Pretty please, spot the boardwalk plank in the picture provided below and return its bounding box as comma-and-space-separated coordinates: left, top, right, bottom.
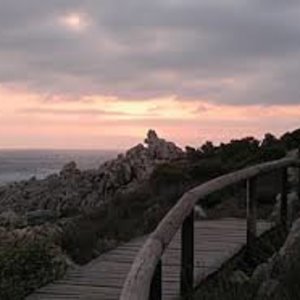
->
27, 218, 271, 300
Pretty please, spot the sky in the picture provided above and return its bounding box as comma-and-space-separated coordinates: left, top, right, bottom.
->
0, 0, 300, 150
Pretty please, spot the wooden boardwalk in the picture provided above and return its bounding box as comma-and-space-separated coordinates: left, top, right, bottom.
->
27, 218, 271, 300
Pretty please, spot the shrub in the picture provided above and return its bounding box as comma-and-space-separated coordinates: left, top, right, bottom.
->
0, 239, 66, 300
150, 162, 189, 188
188, 158, 227, 181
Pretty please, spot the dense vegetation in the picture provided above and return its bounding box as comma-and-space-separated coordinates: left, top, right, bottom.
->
0, 239, 66, 300
61, 128, 300, 263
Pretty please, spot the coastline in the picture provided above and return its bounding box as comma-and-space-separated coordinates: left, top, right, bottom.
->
0, 149, 119, 186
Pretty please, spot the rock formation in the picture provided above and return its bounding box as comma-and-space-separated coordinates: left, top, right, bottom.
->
0, 130, 184, 216
145, 129, 183, 160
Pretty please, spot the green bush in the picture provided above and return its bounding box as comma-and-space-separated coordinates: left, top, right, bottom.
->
0, 240, 66, 300
60, 180, 188, 264
150, 162, 189, 188
189, 158, 227, 181
257, 145, 286, 162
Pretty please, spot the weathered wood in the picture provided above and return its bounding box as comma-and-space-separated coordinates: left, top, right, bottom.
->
150, 260, 162, 300
180, 210, 194, 299
298, 149, 300, 205
27, 219, 271, 300
120, 157, 299, 300
246, 177, 257, 256
281, 167, 288, 231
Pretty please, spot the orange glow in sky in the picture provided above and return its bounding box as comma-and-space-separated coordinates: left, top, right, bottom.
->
1, 85, 299, 150
59, 12, 89, 32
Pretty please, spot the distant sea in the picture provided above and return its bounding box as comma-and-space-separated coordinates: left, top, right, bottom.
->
0, 149, 119, 186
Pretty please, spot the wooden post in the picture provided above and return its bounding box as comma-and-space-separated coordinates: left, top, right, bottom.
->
298, 148, 300, 206
246, 177, 257, 257
149, 260, 162, 300
281, 167, 288, 231
180, 209, 194, 299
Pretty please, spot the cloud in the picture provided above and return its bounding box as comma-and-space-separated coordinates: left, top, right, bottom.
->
18, 107, 135, 117
1, 0, 300, 105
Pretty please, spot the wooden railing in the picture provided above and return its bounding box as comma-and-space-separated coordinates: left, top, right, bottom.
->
120, 153, 300, 300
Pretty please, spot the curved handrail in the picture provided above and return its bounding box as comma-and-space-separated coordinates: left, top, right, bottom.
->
120, 156, 300, 300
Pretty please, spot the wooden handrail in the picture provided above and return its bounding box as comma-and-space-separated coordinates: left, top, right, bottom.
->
120, 156, 300, 300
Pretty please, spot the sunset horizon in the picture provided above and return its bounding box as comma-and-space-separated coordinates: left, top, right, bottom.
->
1, 2, 300, 298
1, 1, 300, 149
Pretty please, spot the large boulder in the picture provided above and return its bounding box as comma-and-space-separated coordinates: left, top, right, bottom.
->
95, 130, 184, 200
145, 129, 184, 160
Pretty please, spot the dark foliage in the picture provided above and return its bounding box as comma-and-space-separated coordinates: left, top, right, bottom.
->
60, 181, 186, 263
61, 128, 300, 263
194, 226, 287, 300
0, 240, 66, 300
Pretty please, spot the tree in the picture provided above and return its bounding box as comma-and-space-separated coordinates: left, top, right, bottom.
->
200, 141, 216, 157
261, 133, 279, 148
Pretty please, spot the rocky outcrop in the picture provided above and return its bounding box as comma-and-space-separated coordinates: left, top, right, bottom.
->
145, 129, 183, 160
0, 130, 184, 216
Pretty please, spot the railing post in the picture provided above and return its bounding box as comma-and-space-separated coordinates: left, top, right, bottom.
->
180, 209, 194, 300
298, 148, 300, 205
149, 260, 162, 300
280, 167, 288, 231
246, 177, 257, 257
